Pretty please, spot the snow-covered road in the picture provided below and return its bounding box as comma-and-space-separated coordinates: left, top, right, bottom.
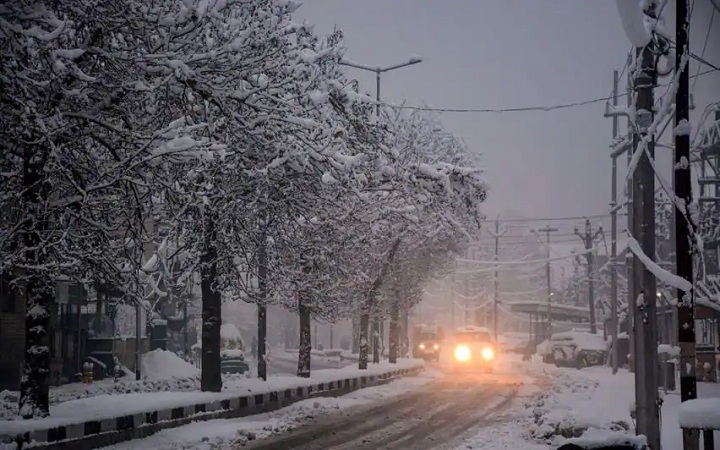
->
240, 367, 530, 450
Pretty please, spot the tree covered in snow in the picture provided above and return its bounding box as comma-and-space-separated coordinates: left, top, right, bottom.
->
0, 0, 221, 417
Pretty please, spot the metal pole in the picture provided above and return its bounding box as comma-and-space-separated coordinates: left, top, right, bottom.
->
675, 0, 699, 448
611, 70, 620, 375
375, 69, 381, 117
631, 41, 660, 450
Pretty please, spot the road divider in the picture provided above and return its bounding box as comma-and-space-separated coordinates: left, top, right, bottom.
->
1, 364, 423, 450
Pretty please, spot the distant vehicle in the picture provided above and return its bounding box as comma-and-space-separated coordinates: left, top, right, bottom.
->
412, 323, 444, 361
450, 326, 496, 372
547, 331, 608, 369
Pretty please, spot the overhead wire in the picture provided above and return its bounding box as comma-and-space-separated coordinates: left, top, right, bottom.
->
375, 69, 717, 114
691, 0, 715, 94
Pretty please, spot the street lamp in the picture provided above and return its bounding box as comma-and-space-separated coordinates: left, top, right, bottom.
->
339, 57, 423, 115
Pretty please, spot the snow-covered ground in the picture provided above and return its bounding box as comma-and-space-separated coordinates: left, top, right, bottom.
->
97, 369, 442, 450
0, 348, 353, 420
456, 355, 720, 449
0, 356, 424, 436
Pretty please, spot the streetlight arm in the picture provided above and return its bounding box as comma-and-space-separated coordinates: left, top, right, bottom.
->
339, 59, 378, 72
378, 58, 423, 73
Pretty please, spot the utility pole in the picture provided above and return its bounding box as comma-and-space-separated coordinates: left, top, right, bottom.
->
538, 226, 559, 339
492, 218, 508, 342
606, 67, 633, 375
675, 0, 699, 448
575, 219, 602, 334
630, 33, 660, 449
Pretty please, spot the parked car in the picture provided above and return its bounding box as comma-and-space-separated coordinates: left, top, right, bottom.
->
548, 331, 608, 369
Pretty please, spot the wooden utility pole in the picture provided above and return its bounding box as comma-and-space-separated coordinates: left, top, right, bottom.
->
675, 0, 699, 448
575, 219, 602, 334
538, 226, 559, 338
492, 218, 507, 342
631, 38, 660, 449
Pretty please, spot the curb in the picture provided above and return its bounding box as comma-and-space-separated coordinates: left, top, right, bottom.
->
6, 366, 423, 450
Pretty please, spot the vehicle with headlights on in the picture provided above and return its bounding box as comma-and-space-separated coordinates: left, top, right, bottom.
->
412, 324, 443, 361
451, 326, 496, 372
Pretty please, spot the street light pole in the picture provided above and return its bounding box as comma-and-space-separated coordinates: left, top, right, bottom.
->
340, 56, 422, 363
339, 57, 423, 117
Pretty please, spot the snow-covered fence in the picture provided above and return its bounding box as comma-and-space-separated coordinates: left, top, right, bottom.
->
1, 365, 422, 450
679, 397, 720, 450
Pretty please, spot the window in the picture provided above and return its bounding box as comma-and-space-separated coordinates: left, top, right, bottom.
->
0, 273, 15, 313
695, 319, 717, 348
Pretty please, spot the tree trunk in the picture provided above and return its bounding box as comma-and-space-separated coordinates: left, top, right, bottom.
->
200, 215, 222, 392
358, 313, 370, 370
257, 227, 268, 381
19, 282, 52, 419
19, 156, 51, 419
389, 297, 400, 364
351, 315, 360, 354
357, 238, 403, 370
297, 299, 311, 378
371, 317, 380, 363
400, 300, 409, 358
257, 305, 267, 380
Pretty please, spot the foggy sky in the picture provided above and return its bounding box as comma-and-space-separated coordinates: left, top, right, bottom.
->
296, 0, 720, 221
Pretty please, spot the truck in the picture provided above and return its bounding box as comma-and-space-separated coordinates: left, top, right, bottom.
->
411, 323, 445, 361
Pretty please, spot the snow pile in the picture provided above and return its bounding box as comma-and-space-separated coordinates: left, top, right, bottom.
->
678, 398, 720, 430
96, 370, 440, 450
526, 367, 633, 441
0, 376, 202, 420
142, 349, 200, 380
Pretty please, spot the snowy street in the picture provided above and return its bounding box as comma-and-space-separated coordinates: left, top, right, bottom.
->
238, 367, 529, 450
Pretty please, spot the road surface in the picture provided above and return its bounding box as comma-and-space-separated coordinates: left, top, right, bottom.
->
239, 365, 529, 450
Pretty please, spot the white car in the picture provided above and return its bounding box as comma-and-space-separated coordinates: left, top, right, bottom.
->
450, 326, 497, 372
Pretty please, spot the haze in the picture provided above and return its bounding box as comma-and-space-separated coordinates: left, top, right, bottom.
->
297, 0, 720, 220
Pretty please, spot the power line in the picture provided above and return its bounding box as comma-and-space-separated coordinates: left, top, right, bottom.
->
692, 0, 715, 94
480, 213, 610, 223
376, 69, 717, 114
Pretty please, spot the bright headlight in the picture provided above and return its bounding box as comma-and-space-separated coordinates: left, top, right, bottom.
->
418, 343, 425, 350
454, 345, 471, 362
433, 344, 440, 350
481, 347, 495, 360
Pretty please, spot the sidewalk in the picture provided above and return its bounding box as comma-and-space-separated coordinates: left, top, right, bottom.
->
458, 355, 720, 449
0, 359, 424, 449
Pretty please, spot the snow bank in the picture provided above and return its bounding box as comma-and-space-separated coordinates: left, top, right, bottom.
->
0, 359, 424, 435
142, 349, 200, 380
526, 367, 634, 441
96, 369, 441, 450
678, 398, 720, 429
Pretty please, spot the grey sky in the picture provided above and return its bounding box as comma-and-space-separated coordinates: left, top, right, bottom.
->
296, 0, 720, 221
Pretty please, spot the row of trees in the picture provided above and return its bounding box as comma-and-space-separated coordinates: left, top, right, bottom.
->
0, 0, 487, 418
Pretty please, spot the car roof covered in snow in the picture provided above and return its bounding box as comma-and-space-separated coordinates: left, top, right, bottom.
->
550, 331, 607, 351
455, 325, 491, 334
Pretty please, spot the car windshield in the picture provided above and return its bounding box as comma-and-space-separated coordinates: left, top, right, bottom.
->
419, 333, 438, 341
455, 332, 492, 343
